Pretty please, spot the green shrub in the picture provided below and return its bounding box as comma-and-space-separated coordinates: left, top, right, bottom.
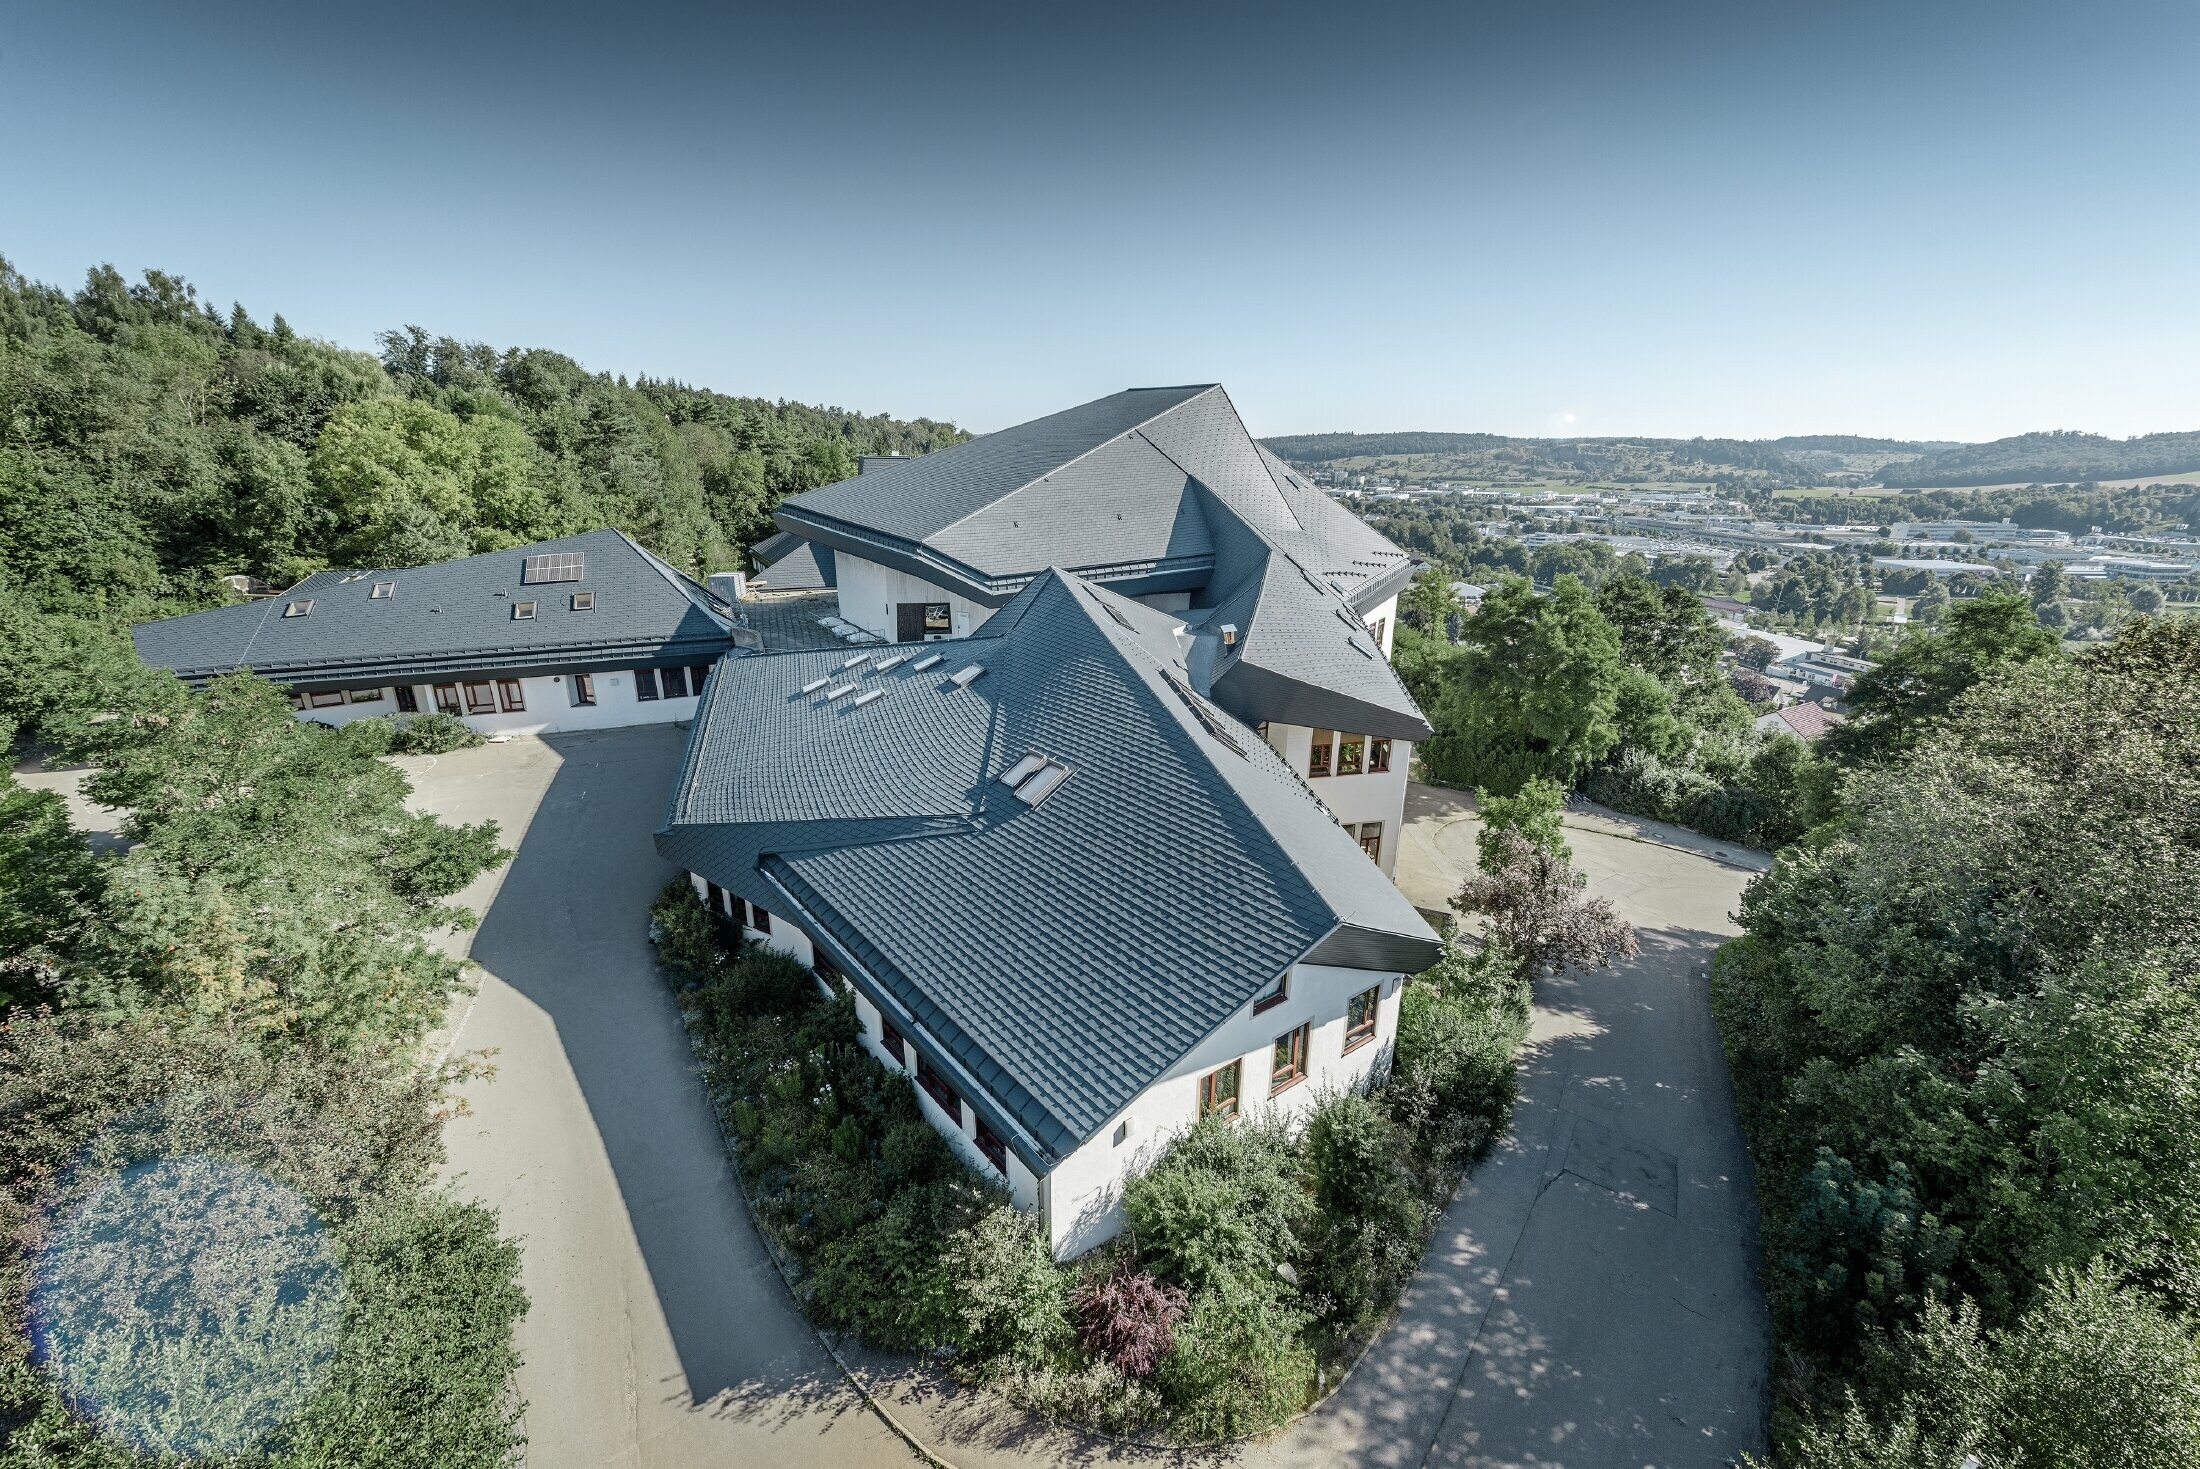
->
1121, 1115, 1308, 1298
947, 1205, 1073, 1367
1302, 1093, 1422, 1327
1388, 978, 1521, 1167
385, 711, 484, 755
1152, 1275, 1316, 1438
650, 880, 728, 981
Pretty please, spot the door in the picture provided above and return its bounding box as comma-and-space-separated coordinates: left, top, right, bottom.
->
896, 602, 927, 641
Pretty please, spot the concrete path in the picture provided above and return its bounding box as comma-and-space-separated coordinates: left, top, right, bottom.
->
407, 729, 921, 1469
853, 783, 1771, 1468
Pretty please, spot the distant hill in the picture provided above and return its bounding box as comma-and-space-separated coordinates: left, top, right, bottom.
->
1878, 429, 2200, 488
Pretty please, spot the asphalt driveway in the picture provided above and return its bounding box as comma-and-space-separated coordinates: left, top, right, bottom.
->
405, 728, 920, 1469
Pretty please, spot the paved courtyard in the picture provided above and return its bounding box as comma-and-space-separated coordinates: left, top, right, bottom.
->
405, 732, 1770, 1469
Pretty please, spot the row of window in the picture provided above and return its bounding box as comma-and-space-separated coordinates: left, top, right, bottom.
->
288, 665, 709, 717
702, 880, 772, 936
1199, 985, 1382, 1122
1308, 730, 1394, 779
879, 1016, 1010, 1173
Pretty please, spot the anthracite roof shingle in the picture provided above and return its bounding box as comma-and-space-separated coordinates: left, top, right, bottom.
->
656, 569, 1441, 1169
132, 529, 735, 686
773, 385, 1430, 740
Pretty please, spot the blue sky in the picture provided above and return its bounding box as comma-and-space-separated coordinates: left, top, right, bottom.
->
2, 0, 2195, 440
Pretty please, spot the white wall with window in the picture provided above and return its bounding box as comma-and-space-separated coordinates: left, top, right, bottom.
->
1041, 958, 1405, 1259
1259, 723, 1411, 878
287, 663, 719, 737
832, 553, 995, 643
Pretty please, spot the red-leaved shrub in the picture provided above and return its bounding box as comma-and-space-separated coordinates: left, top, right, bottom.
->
1071, 1265, 1187, 1378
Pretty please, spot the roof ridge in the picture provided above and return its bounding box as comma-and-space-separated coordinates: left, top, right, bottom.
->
924, 386, 1224, 542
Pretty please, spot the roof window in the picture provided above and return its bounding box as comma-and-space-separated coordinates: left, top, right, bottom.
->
571, 590, 595, 611
853, 689, 886, 708
841, 654, 872, 670
283, 599, 314, 617
872, 653, 907, 671
949, 664, 984, 689
513, 601, 538, 620
1010, 759, 1073, 807
825, 684, 856, 701
800, 676, 831, 695
911, 653, 944, 673
369, 581, 396, 599
999, 753, 1049, 788
521, 551, 585, 584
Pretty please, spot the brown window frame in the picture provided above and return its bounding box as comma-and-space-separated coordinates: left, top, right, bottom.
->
705, 880, 726, 915
463, 682, 498, 715
306, 689, 343, 709
1309, 729, 1333, 778
1337, 734, 1366, 776
1369, 616, 1388, 648
974, 1118, 1008, 1174
747, 902, 771, 936
496, 678, 526, 712
1251, 970, 1289, 1016
347, 687, 385, 704
1369, 737, 1392, 774
433, 684, 462, 714
687, 666, 711, 698
1198, 1060, 1241, 1122
1358, 822, 1383, 860
812, 948, 841, 984
917, 1057, 962, 1120
1344, 985, 1380, 1053
568, 673, 596, 707
634, 668, 660, 702
880, 1017, 909, 1067
394, 685, 419, 713
1270, 1023, 1311, 1095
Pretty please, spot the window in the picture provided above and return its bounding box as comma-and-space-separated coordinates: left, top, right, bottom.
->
974, 1118, 1008, 1174
513, 601, 538, 621
917, 1057, 961, 1120
634, 668, 660, 702
464, 682, 497, 715
924, 602, 952, 634
1369, 617, 1388, 648
570, 591, 595, 611
664, 667, 692, 699
395, 686, 419, 713
813, 948, 841, 984
433, 684, 461, 714
1113, 1120, 1130, 1147
370, 581, 395, 599
308, 690, 344, 708
1251, 971, 1289, 1016
1198, 1060, 1241, 1121
1370, 737, 1392, 774
1358, 822, 1383, 861
1345, 986, 1380, 1052
687, 666, 711, 698
747, 902, 771, 936
880, 1018, 909, 1067
347, 688, 384, 704
496, 679, 526, 712
520, 551, 585, 584
1271, 1023, 1311, 1095
286, 691, 305, 710
568, 673, 596, 707
283, 599, 314, 617
705, 880, 726, 915
1309, 729, 1334, 778
1338, 734, 1366, 776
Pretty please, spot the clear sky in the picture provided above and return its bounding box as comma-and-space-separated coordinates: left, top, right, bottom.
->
2, 0, 2195, 441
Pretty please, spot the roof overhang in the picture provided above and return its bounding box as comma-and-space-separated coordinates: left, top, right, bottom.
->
773, 507, 1214, 608
162, 634, 735, 691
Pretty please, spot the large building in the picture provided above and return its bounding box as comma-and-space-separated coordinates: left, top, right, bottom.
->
132, 529, 742, 735
757, 383, 1428, 875
657, 567, 1442, 1256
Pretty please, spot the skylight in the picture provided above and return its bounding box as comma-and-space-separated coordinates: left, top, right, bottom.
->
949, 665, 984, 689
520, 551, 585, 584
571, 591, 595, 611
841, 654, 871, 670
800, 676, 831, 695
825, 684, 855, 700
283, 599, 314, 617
1013, 760, 1072, 807
853, 689, 886, 707
999, 753, 1049, 788
911, 653, 944, 673
369, 581, 395, 599
872, 653, 907, 671
513, 601, 538, 620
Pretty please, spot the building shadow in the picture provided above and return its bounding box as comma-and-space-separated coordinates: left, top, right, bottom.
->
462, 726, 847, 1413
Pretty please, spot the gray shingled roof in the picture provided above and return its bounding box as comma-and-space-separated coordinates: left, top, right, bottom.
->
750, 533, 837, 591
773, 385, 1429, 740
656, 569, 1440, 1169
132, 529, 735, 687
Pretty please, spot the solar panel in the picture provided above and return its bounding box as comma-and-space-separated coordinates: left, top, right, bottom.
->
911, 653, 944, 672
999, 753, 1049, 788
949, 665, 983, 688
520, 551, 586, 585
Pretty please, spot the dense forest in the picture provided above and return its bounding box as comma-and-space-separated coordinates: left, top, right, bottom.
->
0, 258, 964, 621
1765, 479, 2200, 536
1880, 428, 2200, 487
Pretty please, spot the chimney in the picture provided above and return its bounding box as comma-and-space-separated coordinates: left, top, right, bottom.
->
1220, 623, 1239, 647
858, 453, 909, 475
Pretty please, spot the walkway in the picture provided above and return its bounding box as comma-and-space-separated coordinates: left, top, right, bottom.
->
408, 728, 921, 1469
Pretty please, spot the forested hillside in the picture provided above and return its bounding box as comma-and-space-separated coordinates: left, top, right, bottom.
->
1878, 428, 2200, 487
0, 259, 964, 621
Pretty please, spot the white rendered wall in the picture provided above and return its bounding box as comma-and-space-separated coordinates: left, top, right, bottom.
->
1043, 960, 1404, 1258
833, 553, 995, 641
293, 669, 703, 737
1363, 594, 1399, 657
1260, 723, 1411, 878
